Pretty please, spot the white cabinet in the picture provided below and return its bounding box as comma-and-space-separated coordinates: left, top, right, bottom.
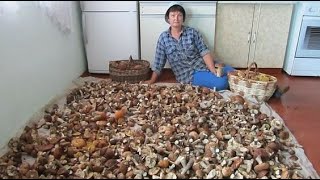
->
214, 3, 293, 68
139, 1, 217, 68
81, 1, 139, 74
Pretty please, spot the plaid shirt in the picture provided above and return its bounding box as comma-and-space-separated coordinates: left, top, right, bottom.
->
152, 26, 210, 84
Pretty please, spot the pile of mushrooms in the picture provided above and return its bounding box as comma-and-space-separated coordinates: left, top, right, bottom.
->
0, 80, 308, 179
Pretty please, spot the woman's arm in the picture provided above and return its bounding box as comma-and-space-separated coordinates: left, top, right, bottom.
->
191, 28, 217, 75
203, 53, 217, 75
145, 72, 159, 84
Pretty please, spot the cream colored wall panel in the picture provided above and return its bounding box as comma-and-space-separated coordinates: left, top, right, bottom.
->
252, 4, 293, 68
214, 4, 254, 68
248, 4, 261, 63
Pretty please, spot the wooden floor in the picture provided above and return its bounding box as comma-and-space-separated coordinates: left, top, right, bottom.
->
82, 68, 320, 175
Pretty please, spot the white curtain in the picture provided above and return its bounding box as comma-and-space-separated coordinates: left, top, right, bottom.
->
38, 1, 72, 34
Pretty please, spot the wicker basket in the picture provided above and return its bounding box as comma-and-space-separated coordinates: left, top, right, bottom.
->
109, 56, 150, 83
227, 62, 277, 101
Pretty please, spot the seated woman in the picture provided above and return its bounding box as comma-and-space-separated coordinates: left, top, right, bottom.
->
145, 1, 290, 98
144, 1, 235, 91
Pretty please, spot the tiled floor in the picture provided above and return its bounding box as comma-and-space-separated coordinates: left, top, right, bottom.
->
82, 68, 320, 175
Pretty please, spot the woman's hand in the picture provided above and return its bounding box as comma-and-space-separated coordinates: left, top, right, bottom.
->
144, 72, 159, 84
144, 79, 154, 84
210, 67, 217, 76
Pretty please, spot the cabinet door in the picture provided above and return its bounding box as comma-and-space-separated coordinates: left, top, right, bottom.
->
251, 4, 293, 68
139, 17, 171, 68
84, 12, 139, 73
214, 4, 255, 68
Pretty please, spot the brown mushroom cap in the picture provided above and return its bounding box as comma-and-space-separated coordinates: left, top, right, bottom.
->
158, 159, 170, 168
222, 167, 233, 177
231, 95, 245, 105
254, 162, 270, 173
250, 147, 270, 161
266, 141, 279, 152
257, 170, 269, 178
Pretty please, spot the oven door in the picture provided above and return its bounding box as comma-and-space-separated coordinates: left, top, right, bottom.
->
296, 16, 320, 58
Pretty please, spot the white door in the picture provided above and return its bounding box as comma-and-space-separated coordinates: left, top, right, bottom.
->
83, 11, 139, 73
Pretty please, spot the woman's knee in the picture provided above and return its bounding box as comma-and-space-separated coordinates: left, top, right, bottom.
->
192, 71, 230, 91
223, 64, 236, 73
205, 76, 229, 90
214, 79, 229, 90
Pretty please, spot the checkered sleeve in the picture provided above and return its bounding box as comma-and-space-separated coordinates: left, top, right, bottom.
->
193, 28, 210, 57
152, 34, 167, 75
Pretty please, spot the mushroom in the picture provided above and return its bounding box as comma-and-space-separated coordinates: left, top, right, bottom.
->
165, 172, 177, 179
230, 157, 243, 170
249, 139, 262, 148
279, 130, 291, 143
243, 159, 254, 173
281, 167, 289, 179
148, 167, 160, 176
222, 167, 233, 177
206, 169, 216, 179
189, 131, 199, 140
230, 171, 244, 179
257, 170, 269, 178
253, 155, 270, 173
230, 95, 245, 105
270, 118, 283, 130
181, 157, 195, 175
250, 147, 270, 161
158, 158, 170, 168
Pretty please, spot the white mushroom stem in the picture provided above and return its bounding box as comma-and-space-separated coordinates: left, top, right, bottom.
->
165, 172, 177, 179
180, 157, 187, 168
159, 171, 165, 179
181, 158, 195, 175
244, 159, 254, 173
256, 155, 263, 164
152, 175, 160, 179
199, 161, 208, 169
192, 139, 201, 145
131, 157, 139, 166
206, 169, 216, 179
134, 174, 143, 179
168, 164, 176, 171
233, 171, 244, 179
174, 155, 185, 165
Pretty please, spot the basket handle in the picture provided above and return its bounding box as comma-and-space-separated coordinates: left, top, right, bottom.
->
126, 55, 133, 69
245, 62, 258, 79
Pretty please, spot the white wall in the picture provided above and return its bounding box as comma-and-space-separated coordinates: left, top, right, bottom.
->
0, 2, 86, 152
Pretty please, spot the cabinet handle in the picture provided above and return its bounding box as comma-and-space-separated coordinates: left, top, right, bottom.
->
247, 32, 251, 43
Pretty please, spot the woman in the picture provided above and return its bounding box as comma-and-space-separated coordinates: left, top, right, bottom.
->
145, 1, 235, 91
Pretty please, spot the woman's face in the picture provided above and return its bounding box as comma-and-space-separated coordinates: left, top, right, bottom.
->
168, 11, 184, 28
